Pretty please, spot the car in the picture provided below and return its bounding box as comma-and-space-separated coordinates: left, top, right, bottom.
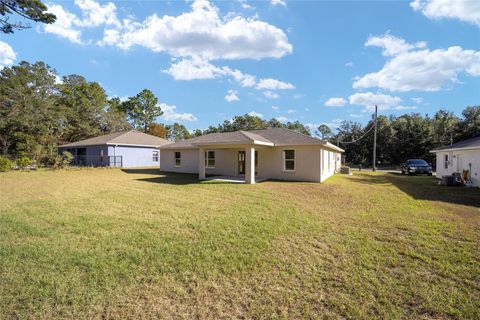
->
401, 159, 433, 176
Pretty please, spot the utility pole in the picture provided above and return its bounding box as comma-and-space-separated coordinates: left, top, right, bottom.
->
372, 105, 378, 172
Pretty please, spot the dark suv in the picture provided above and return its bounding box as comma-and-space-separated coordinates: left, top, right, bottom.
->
401, 159, 432, 175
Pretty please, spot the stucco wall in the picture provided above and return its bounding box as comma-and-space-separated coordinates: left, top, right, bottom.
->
160, 149, 199, 173
435, 149, 480, 186
109, 145, 160, 168
160, 145, 341, 183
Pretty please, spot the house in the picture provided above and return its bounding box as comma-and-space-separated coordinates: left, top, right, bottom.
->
160, 127, 344, 184
59, 130, 170, 168
430, 136, 480, 186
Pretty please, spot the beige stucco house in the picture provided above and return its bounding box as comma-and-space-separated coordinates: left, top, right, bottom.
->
160, 127, 344, 184
431, 136, 480, 187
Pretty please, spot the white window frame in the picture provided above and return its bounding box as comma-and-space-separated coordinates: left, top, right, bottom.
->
444, 154, 449, 169
205, 150, 216, 169
283, 149, 296, 172
175, 151, 181, 167
152, 150, 159, 162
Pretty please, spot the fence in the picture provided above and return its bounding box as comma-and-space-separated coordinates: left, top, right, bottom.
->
72, 155, 123, 168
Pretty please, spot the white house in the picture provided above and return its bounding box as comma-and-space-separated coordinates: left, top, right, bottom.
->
430, 136, 480, 187
160, 127, 344, 184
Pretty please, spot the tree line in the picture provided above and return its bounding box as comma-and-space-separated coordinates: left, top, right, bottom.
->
1, 60, 479, 166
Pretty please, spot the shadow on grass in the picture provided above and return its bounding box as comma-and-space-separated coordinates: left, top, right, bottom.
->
122, 169, 246, 185
351, 172, 480, 208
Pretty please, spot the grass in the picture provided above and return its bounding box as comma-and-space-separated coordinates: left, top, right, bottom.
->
0, 168, 478, 319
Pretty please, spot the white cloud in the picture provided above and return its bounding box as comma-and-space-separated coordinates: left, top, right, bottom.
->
411, 97, 424, 104
238, 0, 254, 10
349, 92, 402, 111
365, 33, 426, 57
164, 58, 294, 92
42, 0, 120, 44
164, 58, 223, 80
255, 78, 295, 90
263, 91, 280, 99
102, 0, 292, 60
350, 114, 363, 118
271, 0, 286, 6
225, 90, 239, 102
354, 34, 480, 92
287, 109, 296, 114
43, 3, 83, 43
271, 105, 279, 110
325, 97, 346, 107
345, 61, 354, 67
276, 116, 290, 122
410, 0, 480, 26
160, 103, 197, 122
74, 0, 120, 28
248, 111, 264, 118
0, 41, 16, 69
395, 105, 417, 110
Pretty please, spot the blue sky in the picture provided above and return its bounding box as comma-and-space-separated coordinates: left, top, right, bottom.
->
1, 0, 479, 132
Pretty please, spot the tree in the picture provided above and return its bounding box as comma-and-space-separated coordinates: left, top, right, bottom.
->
316, 124, 332, 139
148, 123, 167, 139
285, 121, 311, 136
102, 97, 131, 133
122, 89, 163, 132
58, 74, 108, 142
432, 109, 459, 147
1, 0, 56, 33
0, 61, 60, 160
457, 106, 480, 140
192, 128, 203, 137
166, 123, 191, 141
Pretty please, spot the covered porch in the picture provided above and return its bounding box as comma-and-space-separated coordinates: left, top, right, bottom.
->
193, 141, 273, 184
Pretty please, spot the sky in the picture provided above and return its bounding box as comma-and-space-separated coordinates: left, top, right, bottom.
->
1, 0, 479, 132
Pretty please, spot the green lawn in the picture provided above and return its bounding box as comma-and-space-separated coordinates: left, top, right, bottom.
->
0, 168, 479, 319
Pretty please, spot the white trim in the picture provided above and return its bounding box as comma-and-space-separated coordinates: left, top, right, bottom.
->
431, 146, 480, 153
174, 151, 181, 167
106, 143, 165, 148
282, 149, 296, 172
205, 150, 216, 169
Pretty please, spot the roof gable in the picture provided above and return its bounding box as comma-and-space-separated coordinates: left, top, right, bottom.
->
60, 130, 171, 148
432, 136, 480, 151
161, 127, 344, 152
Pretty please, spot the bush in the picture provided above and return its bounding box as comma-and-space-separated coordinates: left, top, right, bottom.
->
0, 156, 14, 172
16, 157, 31, 169
46, 151, 74, 169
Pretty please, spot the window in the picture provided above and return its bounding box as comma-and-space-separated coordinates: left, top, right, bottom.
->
205, 150, 215, 168
175, 152, 181, 167
283, 149, 295, 171
444, 154, 449, 169
100, 149, 104, 162
152, 150, 159, 162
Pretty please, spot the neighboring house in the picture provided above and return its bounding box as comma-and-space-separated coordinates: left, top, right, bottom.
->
160, 127, 344, 184
430, 136, 480, 187
59, 130, 170, 168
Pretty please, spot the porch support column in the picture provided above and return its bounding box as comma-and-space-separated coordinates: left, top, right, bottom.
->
245, 146, 255, 184
199, 147, 206, 180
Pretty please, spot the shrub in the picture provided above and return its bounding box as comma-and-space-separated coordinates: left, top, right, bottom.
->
0, 156, 14, 172
46, 151, 74, 169
16, 157, 31, 169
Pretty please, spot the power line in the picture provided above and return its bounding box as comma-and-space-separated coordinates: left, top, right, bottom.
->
337, 110, 378, 145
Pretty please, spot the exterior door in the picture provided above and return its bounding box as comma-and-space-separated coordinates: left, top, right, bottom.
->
238, 151, 258, 175
238, 151, 245, 174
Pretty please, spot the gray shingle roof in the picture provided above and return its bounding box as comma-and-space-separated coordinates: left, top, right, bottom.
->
432, 136, 480, 151
60, 130, 171, 148
161, 127, 344, 152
